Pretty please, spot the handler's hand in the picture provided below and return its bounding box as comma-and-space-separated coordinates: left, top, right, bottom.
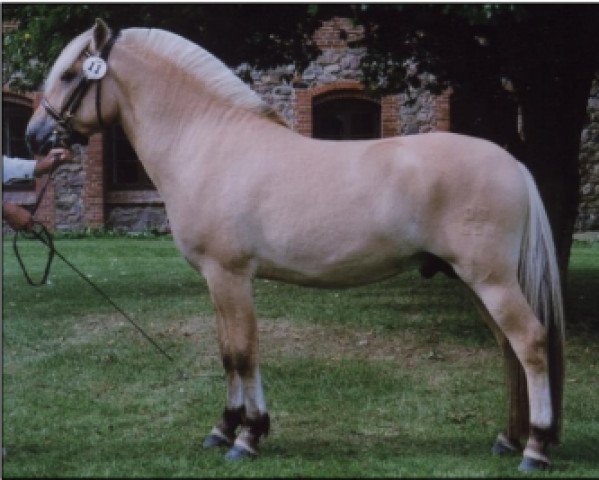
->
34, 148, 73, 177
2, 202, 33, 231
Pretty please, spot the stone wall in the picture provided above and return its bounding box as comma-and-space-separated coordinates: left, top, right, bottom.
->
105, 205, 169, 233
576, 79, 599, 232
247, 17, 447, 139
398, 86, 450, 135
245, 18, 368, 130
52, 160, 85, 231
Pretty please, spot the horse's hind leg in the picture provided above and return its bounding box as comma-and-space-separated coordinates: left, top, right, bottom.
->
201, 261, 269, 460
470, 280, 554, 470
469, 294, 528, 454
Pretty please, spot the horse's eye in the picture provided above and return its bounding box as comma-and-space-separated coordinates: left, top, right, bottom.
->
60, 71, 77, 82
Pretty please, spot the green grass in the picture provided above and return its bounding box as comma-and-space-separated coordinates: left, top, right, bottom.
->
2, 237, 599, 477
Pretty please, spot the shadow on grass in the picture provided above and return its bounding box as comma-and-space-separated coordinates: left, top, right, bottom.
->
567, 268, 599, 335
265, 431, 482, 459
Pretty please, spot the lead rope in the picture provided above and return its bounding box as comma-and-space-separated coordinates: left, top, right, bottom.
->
12, 150, 62, 287
12, 155, 185, 376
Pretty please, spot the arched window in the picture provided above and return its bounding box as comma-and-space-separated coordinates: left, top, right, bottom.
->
3, 102, 32, 159
3, 100, 34, 190
104, 125, 154, 190
312, 92, 381, 140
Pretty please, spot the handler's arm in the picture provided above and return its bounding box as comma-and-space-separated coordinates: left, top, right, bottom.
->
2, 156, 36, 184
3, 149, 73, 184
2, 202, 33, 231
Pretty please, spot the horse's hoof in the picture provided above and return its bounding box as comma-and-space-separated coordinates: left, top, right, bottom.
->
518, 456, 550, 472
224, 444, 257, 461
491, 434, 520, 456
202, 433, 231, 449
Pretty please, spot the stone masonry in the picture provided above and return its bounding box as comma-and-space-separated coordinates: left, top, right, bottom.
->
577, 79, 599, 231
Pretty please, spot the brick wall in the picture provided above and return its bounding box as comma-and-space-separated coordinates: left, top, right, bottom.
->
312, 17, 364, 50
381, 94, 401, 138
434, 89, 452, 132
82, 133, 105, 228
293, 88, 313, 136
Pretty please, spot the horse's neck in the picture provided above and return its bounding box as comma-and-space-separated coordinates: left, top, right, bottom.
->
114, 48, 258, 191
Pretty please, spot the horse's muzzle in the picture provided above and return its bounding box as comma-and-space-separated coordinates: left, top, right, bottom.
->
26, 115, 55, 155
26, 116, 89, 156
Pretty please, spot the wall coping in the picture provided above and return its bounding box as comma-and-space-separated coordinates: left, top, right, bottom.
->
105, 190, 163, 205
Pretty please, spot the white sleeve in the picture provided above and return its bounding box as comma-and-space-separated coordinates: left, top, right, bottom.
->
3, 155, 37, 184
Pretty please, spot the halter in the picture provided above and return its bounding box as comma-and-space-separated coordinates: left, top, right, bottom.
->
41, 30, 120, 145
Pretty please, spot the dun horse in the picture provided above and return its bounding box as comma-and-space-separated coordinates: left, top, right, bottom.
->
26, 20, 564, 471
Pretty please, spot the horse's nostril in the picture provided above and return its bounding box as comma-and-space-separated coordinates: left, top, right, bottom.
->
25, 128, 39, 154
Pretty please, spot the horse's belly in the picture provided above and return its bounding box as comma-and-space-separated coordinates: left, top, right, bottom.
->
255, 241, 418, 288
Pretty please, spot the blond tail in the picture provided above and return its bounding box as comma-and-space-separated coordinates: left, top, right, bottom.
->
517, 162, 565, 442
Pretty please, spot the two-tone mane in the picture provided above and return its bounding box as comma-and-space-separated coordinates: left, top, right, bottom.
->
124, 28, 287, 126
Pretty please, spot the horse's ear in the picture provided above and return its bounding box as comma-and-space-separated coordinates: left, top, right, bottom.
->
91, 18, 111, 52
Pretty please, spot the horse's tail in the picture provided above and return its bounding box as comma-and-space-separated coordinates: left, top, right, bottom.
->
517, 162, 565, 443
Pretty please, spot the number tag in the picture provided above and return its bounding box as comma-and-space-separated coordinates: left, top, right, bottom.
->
82, 56, 107, 80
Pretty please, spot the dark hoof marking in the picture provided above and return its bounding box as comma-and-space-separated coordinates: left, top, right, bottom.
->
202, 434, 231, 449
518, 456, 549, 472
491, 435, 520, 456
224, 445, 256, 462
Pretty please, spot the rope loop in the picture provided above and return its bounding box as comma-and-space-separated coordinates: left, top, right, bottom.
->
13, 222, 55, 287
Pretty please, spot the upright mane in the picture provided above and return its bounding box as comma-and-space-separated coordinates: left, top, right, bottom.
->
123, 28, 287, 126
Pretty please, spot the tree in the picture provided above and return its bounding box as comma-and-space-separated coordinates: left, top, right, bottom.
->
3, 4, 598, 283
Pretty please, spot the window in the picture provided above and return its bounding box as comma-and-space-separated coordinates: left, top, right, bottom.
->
3, 101, 34, 190
104, 125, 154, 190
313, 94, 381, 140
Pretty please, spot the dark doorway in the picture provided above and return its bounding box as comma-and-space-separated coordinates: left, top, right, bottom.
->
3, 101, 34, 190
313, 95, 381, 140
104, 125, 154, 190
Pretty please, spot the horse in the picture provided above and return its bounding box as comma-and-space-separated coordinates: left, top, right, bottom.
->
26, 19, 564, 471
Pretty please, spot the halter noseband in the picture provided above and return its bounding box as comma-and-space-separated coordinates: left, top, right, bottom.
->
42, 30, 120, 144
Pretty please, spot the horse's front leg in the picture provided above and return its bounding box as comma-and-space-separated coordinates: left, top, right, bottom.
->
202, 367, 245, 448
201, 260, 269, 460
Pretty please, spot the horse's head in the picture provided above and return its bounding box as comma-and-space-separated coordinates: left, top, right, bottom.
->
26, 19, 120, 155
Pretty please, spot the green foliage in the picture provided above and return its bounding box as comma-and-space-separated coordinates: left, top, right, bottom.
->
3, 5, 109, 89
2, 4, 321, 90
347, 4, 599, 97
4, 5, 598, 98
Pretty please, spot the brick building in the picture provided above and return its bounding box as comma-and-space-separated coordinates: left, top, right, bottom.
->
3, 18, 598, 233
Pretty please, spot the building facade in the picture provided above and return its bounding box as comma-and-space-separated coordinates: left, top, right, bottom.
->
3, 18, 598, 233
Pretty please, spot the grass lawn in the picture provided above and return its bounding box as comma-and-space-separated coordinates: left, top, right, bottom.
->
2, 236, 598, 477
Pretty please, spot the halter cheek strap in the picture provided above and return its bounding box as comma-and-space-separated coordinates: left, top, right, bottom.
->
94, 31, 119, 129
42, 29, 120, 137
